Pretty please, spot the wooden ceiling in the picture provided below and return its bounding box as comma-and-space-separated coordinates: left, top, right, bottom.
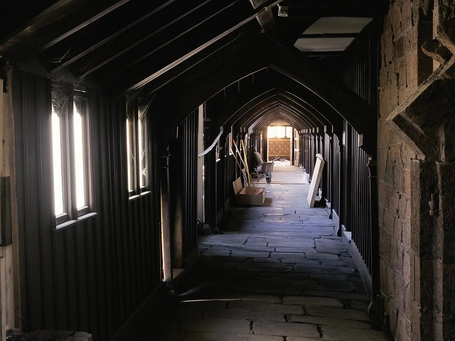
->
0, 0, 387, 98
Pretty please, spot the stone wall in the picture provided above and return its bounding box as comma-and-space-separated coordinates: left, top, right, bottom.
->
379, 1, 455, 340
379, 2, 422, 338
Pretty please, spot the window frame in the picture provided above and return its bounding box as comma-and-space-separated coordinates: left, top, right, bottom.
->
52, 84, 92, 227
72, 90, 91, 217
126, 98, 149, 197
268, 125, 293, 138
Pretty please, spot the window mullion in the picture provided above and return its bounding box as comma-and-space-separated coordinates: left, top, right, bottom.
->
60, 115, 69, 216
82, 104, 91, 212
67, 97, 78, 219
134, 109, 140, 193
137, 101, 149, 191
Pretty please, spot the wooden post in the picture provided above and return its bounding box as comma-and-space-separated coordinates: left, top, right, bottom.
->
160, 153, 173, 285
0, 72, 20, 338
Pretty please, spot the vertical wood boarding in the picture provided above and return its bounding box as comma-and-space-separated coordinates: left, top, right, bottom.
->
13, 71, 162, 340
180, 111, 199, 261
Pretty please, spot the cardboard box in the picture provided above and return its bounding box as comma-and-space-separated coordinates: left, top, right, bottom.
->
232, 177, 266, 206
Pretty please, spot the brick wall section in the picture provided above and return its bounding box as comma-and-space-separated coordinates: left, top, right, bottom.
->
269, 138, 290, 160
379, 1, 426, 340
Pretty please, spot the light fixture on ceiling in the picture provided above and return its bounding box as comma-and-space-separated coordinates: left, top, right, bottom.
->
277, 5, 288, 17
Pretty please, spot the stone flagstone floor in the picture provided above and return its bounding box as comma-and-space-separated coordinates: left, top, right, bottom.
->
146, 165, 392, 341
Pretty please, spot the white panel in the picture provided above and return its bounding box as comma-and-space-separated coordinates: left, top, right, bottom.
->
307, 154, 325, 207
294, 37, 354, 52
303, 17, 373, 34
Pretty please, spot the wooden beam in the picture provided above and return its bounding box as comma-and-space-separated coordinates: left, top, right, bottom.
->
50, 0, 178, 73
239, 102, 310, 131
106, 0, 283, 95
0, 0, 68, 45
249, 0, 282, 33
0, 0, 129, 59
265, 38, 376, 153
249, 0, 269, 9
148, 33, 372, 152
76, 0, 228, 79
137, 22, 259, 97
157, 37, 338, 129
54, 0, 215, 75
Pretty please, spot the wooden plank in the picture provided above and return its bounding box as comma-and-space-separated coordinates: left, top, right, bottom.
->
0, 78, 6, 341
75, 223, 89, 332
94, 110, 109, 340
22, 74, 45, 332
36, 76, 57, 330
65, 229, 78, 330
5, 69, 21, 332
307, 154, 325, 207
0, 81, 12, 247
85, 218, 97, 334
11, 70, 27, 332
85, 92, 101, 338
53, 231, 68, 329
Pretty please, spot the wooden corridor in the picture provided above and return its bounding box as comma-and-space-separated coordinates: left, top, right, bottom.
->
141, 165, 391, 341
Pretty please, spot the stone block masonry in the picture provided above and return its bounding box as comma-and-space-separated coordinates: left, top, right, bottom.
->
379, 1, 455, 340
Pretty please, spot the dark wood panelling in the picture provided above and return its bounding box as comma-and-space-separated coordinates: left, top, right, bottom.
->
343, 19, 379, 108
338, 124, 378, 297
181, 110, 198, 260
331, 134, 341, 221
13, 70, 162, 340
349, 128, 373, 275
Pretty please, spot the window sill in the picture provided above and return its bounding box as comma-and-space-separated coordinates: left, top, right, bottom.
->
55, 212, 97, 230
129, 190, 151, 201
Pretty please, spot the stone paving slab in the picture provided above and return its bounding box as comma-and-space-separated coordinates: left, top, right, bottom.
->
252, 321, 320, 338
288, 314, 371, 329
248, 257, 281, 263
305, 306, 371, 321
282, 296, 344, 308
314, 239, 349, 254
302, 290, 370, 303
199, 256, 252, 264
228, 301, 304, 315
235, 262, 294, 272
293, 264, 356, 275
320, 325, 392, 340
241, 294, 282, 303
317, 279, 355, 292
286, 336, 336, 341
140, 168, 392, 341
286, 278, 319, 289
204, 308, 286, 323
179, 318, 250, 333
184, 332, 284, 341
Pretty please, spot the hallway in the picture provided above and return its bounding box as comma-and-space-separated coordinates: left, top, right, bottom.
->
147, 165, 392, 340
